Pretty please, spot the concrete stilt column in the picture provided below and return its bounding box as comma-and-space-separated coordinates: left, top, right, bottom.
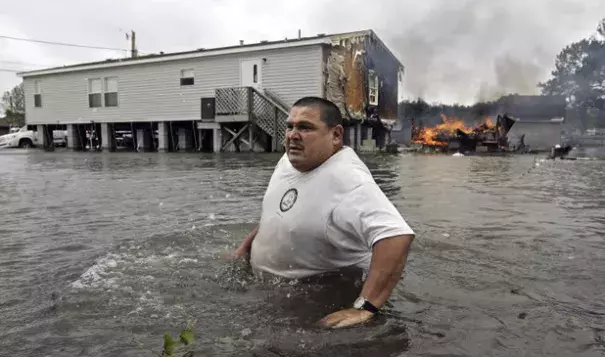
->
213, 128, 222, 153
67, 124, 82, 150
157, 122, 168, 152
36, 125, 51, 149
347, 126, 355, 147
136, 128, 152, 152
178, 127, 193, 151
360, 126, 377, 152
101, 123, 116, 152
355, 124, 361, 150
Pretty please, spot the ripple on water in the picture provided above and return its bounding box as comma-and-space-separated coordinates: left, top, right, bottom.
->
0, 152, 604, 356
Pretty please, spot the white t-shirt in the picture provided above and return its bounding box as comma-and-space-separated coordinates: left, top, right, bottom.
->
250, 146, 415, 279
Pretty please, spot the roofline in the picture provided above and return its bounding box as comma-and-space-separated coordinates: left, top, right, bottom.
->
18, 37, 332, 77
328, 29, 405, 70
514, 118, 565, 123
367, 30, 405, 70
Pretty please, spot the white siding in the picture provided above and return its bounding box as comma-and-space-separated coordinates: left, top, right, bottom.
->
23, 45, 323, 125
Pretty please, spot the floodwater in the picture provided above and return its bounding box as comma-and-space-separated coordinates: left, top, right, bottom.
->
0, 148, 604, 357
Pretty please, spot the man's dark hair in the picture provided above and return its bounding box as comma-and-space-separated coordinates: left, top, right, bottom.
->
292, 97, 344, 127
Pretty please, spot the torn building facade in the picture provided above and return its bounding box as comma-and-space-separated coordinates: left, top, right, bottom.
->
18, 30, 403, 153
325, 31, 404, 151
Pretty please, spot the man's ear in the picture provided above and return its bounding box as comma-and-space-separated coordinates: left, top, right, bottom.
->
332, 125, 344, 143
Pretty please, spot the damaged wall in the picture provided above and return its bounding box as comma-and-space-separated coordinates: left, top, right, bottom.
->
325, 34, 368, 122
324, 31, 403, 125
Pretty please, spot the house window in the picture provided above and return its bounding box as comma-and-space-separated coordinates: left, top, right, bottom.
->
34, 80, 42, 107
368, 70, 379, 106
180, 69, 194, 86
253, 64, 258, 83
104, 77, 118, 107
88, 78, 102, 108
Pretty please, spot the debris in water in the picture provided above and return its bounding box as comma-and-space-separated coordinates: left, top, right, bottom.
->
208, 213, 216, 220
241, 328, 252, 337
518, 312, 527, 319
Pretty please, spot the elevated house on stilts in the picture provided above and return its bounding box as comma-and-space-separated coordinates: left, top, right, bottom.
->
18, 30, 404, 153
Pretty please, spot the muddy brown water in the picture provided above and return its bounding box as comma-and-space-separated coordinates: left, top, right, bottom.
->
0, 149, 604, 357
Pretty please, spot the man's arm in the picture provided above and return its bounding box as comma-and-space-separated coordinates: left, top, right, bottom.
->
360, 234, 414, 308
318, 234, 414, 329
318, 182, 416, 329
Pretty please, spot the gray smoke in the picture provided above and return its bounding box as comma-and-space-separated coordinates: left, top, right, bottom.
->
375, 0, 605, 104
2, 0, 604, 106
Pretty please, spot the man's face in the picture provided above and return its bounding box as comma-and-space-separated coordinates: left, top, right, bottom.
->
285, 105, 343, 172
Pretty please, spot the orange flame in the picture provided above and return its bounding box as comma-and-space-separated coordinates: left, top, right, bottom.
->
413, 114, 494, 147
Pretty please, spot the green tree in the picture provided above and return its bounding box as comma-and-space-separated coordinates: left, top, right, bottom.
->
1, 83, 25, 126
538, 18, 605, 128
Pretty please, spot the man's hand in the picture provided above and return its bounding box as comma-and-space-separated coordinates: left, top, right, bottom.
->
224, 224, 259, 261
228, 246, 249, 260
318, 308, 374, 329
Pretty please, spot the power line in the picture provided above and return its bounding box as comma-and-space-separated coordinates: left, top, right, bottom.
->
0, 35, 128, 52
0, 69, 21, 73
0, 60, 47, 67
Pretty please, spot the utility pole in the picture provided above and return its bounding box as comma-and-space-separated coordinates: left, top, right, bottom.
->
130, 30, 138, 58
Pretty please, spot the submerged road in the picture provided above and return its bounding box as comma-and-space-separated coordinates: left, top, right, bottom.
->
0, 149, 604, 356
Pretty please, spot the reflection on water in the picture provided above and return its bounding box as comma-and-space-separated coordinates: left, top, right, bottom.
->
0, 149, 604, 356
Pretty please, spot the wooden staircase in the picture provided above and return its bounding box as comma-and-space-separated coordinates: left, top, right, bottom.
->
215, 87, 290, 152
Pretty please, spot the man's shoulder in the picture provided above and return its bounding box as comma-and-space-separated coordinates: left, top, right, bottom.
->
319, 147, 375, 190
327, 147, 374, 178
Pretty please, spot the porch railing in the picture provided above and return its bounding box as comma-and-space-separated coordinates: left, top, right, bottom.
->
215, 86, 289, 151
215, 87, 251, 116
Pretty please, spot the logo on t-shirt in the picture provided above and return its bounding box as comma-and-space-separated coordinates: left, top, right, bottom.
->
280, 188, 298, 212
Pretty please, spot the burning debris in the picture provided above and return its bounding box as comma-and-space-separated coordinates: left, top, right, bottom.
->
411, 113, 517, 153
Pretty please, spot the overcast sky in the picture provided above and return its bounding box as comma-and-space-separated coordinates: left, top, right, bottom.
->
1, 0, 604, 106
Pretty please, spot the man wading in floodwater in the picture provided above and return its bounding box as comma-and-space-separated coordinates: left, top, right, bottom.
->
232, 96, 415, 329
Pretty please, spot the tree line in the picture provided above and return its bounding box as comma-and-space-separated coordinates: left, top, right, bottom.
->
0, 83, 24, 127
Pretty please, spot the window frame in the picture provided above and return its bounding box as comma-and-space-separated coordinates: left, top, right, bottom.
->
34, 80, 42, 108
104, 77, 119, 107
368, 70, 379, 106
88, 78, 103, 108
180, 68, 195, 86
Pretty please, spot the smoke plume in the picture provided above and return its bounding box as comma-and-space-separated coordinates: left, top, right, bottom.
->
377, 0, 605, 104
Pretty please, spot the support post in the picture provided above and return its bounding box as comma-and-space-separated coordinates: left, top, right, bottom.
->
101, 123, 116, 152
37, 125, 53, 151
213, 127, 221, 153
157, 122, 168, 152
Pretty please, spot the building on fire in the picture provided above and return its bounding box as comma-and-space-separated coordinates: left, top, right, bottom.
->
393, 94, 567, 153
17, 30, 404, 153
